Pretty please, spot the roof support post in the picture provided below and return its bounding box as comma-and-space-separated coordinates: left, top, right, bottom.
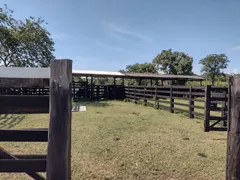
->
138, 78, 142, 86
86, 76, 88, 85
122, 78, 124, 86
113, 77, 116, 85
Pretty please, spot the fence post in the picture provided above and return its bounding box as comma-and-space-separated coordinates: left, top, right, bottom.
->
204, 85, 211, 132
170, 86, 174, 113
72, 83, 75, 101
189, 86, 194, 118
226, 75, 240, 180
91, 77, 94, 100
144, 86, 147, 106
96, 86, 100, 100
47, 59, 72, 180
221, 90, 227, 127
134, 85, 137, 103
155, 85, 159, 109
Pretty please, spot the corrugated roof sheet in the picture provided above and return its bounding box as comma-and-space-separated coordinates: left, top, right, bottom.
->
0, 67, 50, 79
122, 72, 204, 80
72, 70, 123, 77
0, 67, 204, 80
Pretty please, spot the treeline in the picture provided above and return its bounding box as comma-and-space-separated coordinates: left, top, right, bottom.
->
120, 49, 230, 86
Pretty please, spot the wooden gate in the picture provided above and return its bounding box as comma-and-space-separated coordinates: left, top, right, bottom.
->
204, 85, 228, 132
0, 60, 72, 180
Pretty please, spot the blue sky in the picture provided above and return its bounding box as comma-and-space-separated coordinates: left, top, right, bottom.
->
1, 0, 240, 74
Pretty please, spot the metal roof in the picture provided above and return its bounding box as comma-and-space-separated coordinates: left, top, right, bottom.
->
72, 70, 123, 77
0, 67, 204, 81
0, 67, 50, 79
122, 72, 204, 80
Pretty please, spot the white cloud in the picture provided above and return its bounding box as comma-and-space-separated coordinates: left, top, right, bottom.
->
95, 41, 126, 52
51, 33, 61, 40
225, 68, 240, 74
104, 22, 152, 42
232, 46, 240, 50
81, 35, 126, 52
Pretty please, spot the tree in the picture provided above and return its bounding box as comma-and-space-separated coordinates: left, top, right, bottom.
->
0, 5, 55, 67
120, 62, 157, 74
120, 63, 157, 85
152, 49, 193, 75
199, 54, 229, 86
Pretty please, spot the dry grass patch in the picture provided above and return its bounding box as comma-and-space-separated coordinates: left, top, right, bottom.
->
0, 101, 226, 180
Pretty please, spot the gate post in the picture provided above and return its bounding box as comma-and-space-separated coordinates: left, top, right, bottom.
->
226, 75, 240, 180
47, 59, 72, 180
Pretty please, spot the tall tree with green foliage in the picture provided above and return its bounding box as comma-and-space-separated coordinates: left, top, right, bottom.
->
120, 62, 157, 74
0, 5, 55, 67
199, 54, 229, 86
120, 63, 157, 85
152, 49, 193, 75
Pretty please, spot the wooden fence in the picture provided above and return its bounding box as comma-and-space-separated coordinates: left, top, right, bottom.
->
125, 85, 228, 131
72, 84, 125, 101
0, 60, 72, 180
0, 84, 125, 101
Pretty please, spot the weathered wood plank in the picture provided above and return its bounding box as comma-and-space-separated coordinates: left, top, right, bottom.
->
209, 116, 227, 121
189, 86, 194, 118
0, 147, 45, 179
0, 95, 49, 114
0, 78, 49, 88
226, 75, 240, 179
0, 159, 46, 172
204, 85, 211, 132
47, 59, 72, 180
0, 129, 48, 142
13, 155, 47, 160
170, 86, 174, 113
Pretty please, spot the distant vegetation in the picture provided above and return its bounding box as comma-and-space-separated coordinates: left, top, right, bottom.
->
121, 49, 230, 87
0, 5, 55, 67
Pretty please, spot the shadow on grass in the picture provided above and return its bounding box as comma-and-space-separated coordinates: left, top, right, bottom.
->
0, 114, 26, 129
73, 100, 110, 108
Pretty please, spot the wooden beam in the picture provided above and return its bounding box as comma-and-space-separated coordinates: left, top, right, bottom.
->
13, 155, 47, 160
0, 129, 48, 142
204, 85, 211, 132
0, 95, 49, 114
226, 75, 240, 179
0, 147, 45, 179
47, 59, 72, 180
138, 78, 142, 86
113, 77, 116, 85
0, 78, 49, 88
0, 159, 46, 172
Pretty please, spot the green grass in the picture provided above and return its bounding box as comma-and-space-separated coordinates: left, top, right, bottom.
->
0, 101, 226, 180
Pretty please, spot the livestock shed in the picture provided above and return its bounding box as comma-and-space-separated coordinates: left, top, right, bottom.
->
0, 67, 204, 101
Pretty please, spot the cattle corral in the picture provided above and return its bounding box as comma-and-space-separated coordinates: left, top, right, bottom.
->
0, 61, 239, 180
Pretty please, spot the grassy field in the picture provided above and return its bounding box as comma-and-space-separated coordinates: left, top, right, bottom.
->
0, 101, 226, 180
